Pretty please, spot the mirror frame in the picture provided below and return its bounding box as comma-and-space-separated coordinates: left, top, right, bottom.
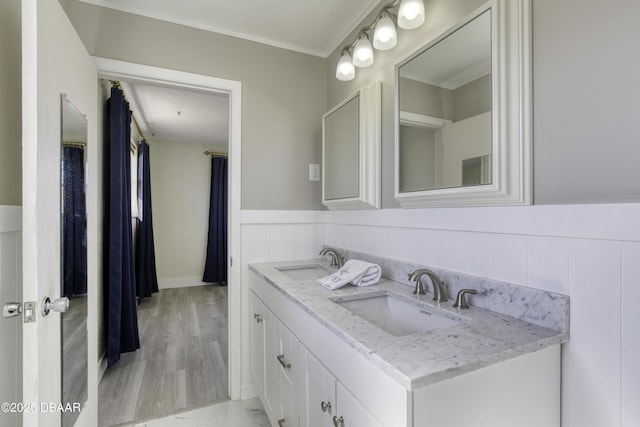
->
323, 80, 381, 210
60, 93, 89, 425
394, 0, 532, 207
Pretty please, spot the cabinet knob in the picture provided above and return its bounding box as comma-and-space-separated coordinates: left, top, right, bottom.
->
277, 354, 291, 369
321, 401, 332, 412
332, 415, 344, 427
254, 313, 263, 323
277, 418, 286, 427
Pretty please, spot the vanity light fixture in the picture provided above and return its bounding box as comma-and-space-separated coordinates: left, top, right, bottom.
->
373, 10, 398, 50
335, 0, 425, 81
353, 32, 374, 67
336, 49, 356, 81
397, 0, 425, 29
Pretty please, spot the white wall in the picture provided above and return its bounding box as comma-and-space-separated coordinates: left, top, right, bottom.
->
150, 140, 217, 287
440, 111, 491, 187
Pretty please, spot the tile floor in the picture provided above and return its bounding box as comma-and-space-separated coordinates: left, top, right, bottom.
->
133, 398, 270, 427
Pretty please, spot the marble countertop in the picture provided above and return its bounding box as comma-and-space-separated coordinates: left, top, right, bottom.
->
249, 259, 569, 391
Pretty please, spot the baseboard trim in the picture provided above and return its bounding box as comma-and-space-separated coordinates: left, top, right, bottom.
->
240, 383, 258, 400
158, 276, 215, 289
98, 353, 108, 383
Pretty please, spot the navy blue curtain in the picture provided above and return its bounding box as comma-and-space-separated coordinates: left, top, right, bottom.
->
135, 141, 159, 299
62, 146, 87, 298
104, 87, 140, 367
203, 156, 228, 284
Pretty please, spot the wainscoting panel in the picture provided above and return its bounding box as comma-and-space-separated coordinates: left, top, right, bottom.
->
236, 205, 639, 427
239, 211, 323, 398
323, 204, 640, 427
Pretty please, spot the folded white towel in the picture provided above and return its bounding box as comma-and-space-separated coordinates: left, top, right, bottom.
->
316, 259, 382, 290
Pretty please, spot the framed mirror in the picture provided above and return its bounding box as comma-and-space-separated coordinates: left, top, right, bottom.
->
323, 80, 381, 210
60, 94, 88, 425
395, 0, 531, 207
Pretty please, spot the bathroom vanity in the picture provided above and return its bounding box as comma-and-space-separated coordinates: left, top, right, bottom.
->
249, 258, 568, 427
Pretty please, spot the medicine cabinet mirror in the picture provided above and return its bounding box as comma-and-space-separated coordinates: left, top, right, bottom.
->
395, 0, 531, 207
323, 80, 381, 210
60, 94, 88, 426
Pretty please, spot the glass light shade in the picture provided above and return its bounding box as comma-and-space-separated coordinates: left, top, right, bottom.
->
353, 35, 374, 67
336, 52, 355, 81
398, 0, 425, 29
373, 13, 397, 50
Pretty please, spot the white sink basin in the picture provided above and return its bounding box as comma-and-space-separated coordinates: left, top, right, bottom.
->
276, 264, 334, 280
331, 291, 462, 336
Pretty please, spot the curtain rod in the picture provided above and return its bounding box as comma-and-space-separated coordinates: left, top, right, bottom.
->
204, 151, 228, 158
109, 80, 146, 143
63, 141, 87, 148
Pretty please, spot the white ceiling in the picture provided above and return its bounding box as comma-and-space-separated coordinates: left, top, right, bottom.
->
78, 0, 381, 57
400, 10, 491, 90
121, 80, 229, 148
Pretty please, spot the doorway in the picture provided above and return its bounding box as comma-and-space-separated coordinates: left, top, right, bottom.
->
95, 58, 242, 424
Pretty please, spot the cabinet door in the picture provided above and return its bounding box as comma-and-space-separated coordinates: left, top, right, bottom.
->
263, 307, 281, 424
249, 291, 266, 397
336, 382, 383, 427
300, 346, 337, 427
277, 319, 300, 427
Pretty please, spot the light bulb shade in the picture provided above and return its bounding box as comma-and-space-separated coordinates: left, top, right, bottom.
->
398, 0, 425, 29
336, 52, 355, 81
373, 14, 397, 50
353, 35, 374, 67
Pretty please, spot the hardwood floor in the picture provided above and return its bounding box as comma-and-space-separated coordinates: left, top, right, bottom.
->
62, 294, 88, 427
99, 286, 228, 426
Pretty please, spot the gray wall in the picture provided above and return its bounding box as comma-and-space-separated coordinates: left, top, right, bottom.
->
150, 139, 212, 282
452, 74, 490, 122
60, 0, 327, 210
328, 0, 640, 206
0, 0, 22, 206
399, 77, 453, 120
532, 0, 640, 203
328, 0, 489, 208
399, 74, 490, 122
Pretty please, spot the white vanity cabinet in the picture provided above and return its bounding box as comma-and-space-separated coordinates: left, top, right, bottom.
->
300, 346, 382, 427
249, 269, 562, 427
250, 290, 300, 427
249, 292, 266, 398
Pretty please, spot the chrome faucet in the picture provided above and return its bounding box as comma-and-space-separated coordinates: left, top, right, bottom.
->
319, 247, 345, 268
408, 268, 448, 302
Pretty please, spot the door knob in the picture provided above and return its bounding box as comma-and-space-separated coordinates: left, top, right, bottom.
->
41, 297, 69, 316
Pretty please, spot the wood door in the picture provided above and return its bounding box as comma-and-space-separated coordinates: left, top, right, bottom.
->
21, 0, 98, 425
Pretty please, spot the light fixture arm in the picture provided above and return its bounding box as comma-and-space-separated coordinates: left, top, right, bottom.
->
335, 0, 424, 81
338, 0, 400, 54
